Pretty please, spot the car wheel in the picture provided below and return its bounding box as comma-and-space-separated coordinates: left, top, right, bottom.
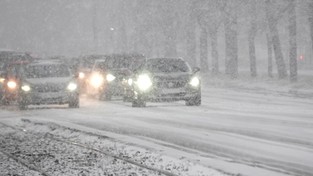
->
185, 94, 201, 106
69, 97, 79, 108
131, 96, 146, 107
18, 100, 28, 110
99, 92, 112, 101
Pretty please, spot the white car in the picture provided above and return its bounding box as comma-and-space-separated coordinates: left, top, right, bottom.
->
18, 60, 79, 110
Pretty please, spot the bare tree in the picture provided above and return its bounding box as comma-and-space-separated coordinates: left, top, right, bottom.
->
309, 1, 313, 57
266, 33, 273, 78
223, 1, 239, 79
265, 0, 287, 79
288, 0, 297, 82
248, 0, 257, 77
185, 0, 197, 67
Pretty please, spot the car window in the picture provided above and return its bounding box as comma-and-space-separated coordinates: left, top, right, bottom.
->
94, 61, 107, 70
104, 56, 145, 70
24, 64, 70, 78
146, 59, 191, 73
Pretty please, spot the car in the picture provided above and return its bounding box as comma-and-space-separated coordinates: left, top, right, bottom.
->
125, 57, 201, 107
0, 50, 34, 102
76, 55, 105, 94
0, 61, 32, 105
17, 60, 79, 110
87, 53, 145, 100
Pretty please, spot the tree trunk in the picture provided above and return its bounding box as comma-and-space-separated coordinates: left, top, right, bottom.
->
210, 29, 219, 75
200, 27, 209, 72
266, 0, 287, 79
186, 16, 197, 67
248, 1, 257, 77
224, 10, 238, 78
309, 2, 313, 63
310, 17, 313, 60
288, 0, 297, 82
266, 33, 273, 78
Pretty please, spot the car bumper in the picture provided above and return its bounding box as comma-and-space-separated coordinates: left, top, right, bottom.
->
134, 86, 200, 102
21, 91, 78, 105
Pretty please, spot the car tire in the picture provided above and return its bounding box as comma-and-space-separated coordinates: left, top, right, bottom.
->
131, 96, 146, 107
69, 97, 79, 108
185, 93, 201, 106
99, 92, 112, 101
18, 100, 28, 110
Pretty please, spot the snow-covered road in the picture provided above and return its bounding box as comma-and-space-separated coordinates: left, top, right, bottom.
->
1, 85, 313, 176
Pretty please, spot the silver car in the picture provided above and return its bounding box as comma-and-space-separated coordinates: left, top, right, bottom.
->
18, 60, 79, 110
126, 58, 201, 107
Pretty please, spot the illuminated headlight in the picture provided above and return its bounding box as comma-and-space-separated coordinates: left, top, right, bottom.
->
136, 74, 152, 91
128, 78, 133, 86
78, 72, 85, 79
7, 81, 17, 89
189, 77, 200, 87
67, 82, 77, 91
0, 78, 5, 83
90, 73, 104, 88
21, 85, 31, 92
106, 74, 116, 82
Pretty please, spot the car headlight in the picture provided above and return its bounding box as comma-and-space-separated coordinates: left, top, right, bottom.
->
189, 77, 200, 87
21, 85, 31, 92
7, 81, 17, 89
106, 74, 116, 82
67, 82, 78, 91
78, 72, 85, 79
128, 78, 133, 86
0, 77, 5, 83
90, 73, 104, 88
136, 74, 152, 91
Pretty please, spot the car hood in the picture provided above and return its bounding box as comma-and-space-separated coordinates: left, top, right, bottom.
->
23, 77, 73, 85
151, 72, 192, 80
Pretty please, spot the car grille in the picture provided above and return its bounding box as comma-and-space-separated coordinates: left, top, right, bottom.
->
154, 76, 188, 89
33, 84, 65, 93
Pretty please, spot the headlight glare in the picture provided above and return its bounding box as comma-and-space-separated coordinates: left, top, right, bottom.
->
67, 82, 77, 91
90, 73, 104, 88
106, 74, 116, 82
190, 77, 200, 87
0, 78, 5, 83
78, 72, 85, 79
136, 74, 152, 91
21, 85, 31, 92
7, 81, 17, 89
128, 78, 133, 86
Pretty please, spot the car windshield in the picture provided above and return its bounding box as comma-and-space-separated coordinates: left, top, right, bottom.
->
94, 61, 107, 70
0, 52, 32, 71
104, 56, 145, 70
146, 58, 191, 73
24, 64, 70, 78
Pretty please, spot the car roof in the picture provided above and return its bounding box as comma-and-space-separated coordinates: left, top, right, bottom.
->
28, 59, 65, 66
147, 57, 185, 61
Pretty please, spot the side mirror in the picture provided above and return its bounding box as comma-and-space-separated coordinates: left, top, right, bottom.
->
192, 67, 200, 73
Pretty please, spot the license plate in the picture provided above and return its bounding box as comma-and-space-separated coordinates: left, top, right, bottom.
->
161, 88, 185, 94
38, 92, 66, 99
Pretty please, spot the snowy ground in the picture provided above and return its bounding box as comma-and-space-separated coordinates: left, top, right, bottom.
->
1, 74, 313, 176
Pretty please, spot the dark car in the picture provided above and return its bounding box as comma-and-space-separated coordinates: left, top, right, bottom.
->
87, 53, 145, 100
17, 60, 79, 110
0, 61, 32, 105
125, 58, 201, 107
0, 51, 34, 102
76, 55, 105, 94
